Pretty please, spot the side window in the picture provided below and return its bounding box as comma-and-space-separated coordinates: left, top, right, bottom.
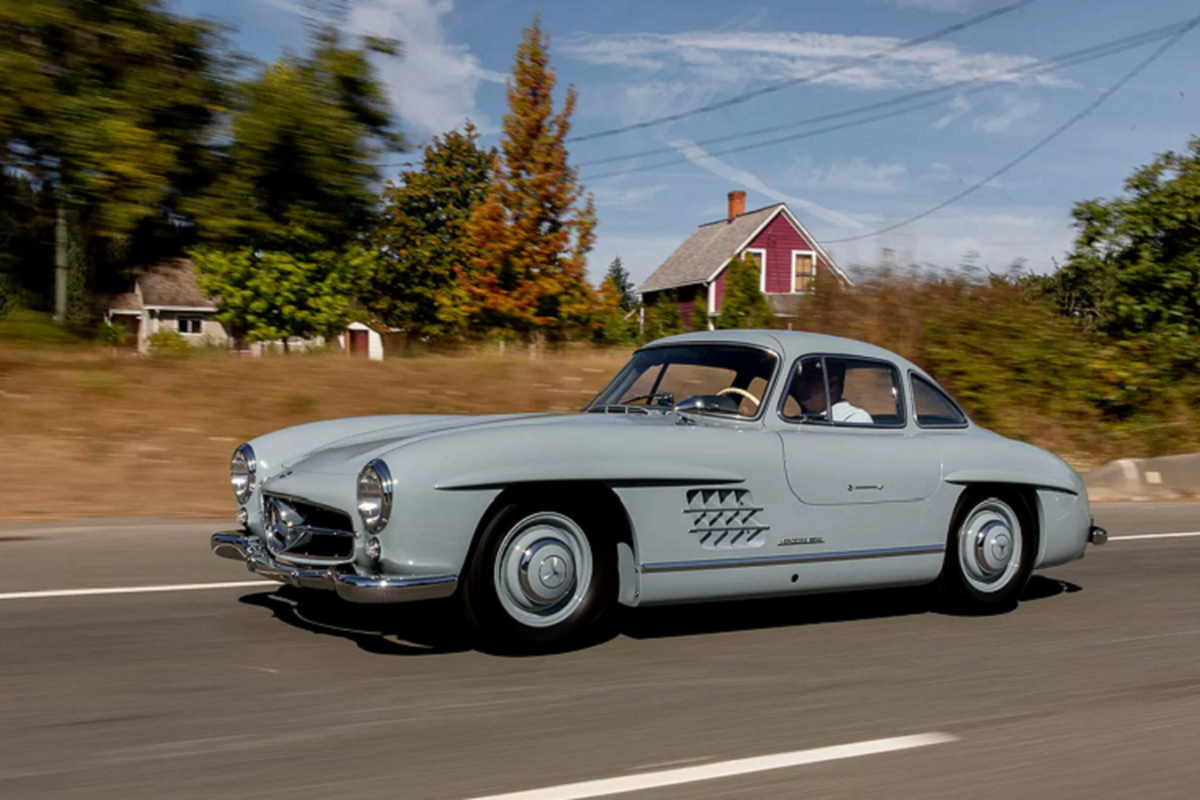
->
912, 375, 967, 427
826, 358, 903, 426
781, 357, 826, 421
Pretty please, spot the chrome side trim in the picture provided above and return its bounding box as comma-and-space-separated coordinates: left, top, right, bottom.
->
210, 532, 458, 603
640, 543, 945, 573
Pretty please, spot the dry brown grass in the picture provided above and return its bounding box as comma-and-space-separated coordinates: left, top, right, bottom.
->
0, 344, 631, 519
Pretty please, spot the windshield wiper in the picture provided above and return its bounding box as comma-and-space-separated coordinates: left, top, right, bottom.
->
617, 391, 675, 407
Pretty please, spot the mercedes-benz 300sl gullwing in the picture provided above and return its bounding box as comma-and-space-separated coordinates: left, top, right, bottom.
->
212, 330, 1106, 646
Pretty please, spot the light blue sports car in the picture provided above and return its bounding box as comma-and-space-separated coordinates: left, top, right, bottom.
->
213, 330, 1105, 646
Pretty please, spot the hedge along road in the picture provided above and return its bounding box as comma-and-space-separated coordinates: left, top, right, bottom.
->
0, 503, 1198, 799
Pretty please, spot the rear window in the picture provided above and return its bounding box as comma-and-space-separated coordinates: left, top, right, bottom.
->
912, 375, 967, 427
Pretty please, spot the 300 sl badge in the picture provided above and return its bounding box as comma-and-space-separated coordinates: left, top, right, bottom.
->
778, 536, 825, 547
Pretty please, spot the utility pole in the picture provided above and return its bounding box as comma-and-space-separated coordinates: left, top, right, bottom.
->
53, 201, 67, 323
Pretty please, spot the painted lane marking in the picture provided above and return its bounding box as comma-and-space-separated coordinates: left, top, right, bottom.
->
468, 732, 958, 800
1109, 531, 1200, 541
0, 580, 272, 601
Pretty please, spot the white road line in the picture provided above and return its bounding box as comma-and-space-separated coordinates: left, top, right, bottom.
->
468, 732, 958, 800
0, 581, 272, 601
1109, 531, 1200, 541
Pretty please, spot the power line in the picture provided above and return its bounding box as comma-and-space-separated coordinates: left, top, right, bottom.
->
574, 20, 1187, 172
375, 24, 1177, 189
579, 22, 1183, 182
567, 0, 1040, 144
822, 16, 1197, 245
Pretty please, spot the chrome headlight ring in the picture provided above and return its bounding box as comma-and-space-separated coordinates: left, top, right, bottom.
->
231, 443, 257, 505
357, 459, 394, 534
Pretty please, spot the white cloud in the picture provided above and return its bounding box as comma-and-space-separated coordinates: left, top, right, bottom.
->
823, 205, 1075, 274
934, 93, 972, 128
266, 0, 501, 136
667, 139, 868, 230
589, 183, 671, 208
974, 93, 1041, 133
562, 30, 1072, 96
796, 156, 909, 194
891, 0, 977, 11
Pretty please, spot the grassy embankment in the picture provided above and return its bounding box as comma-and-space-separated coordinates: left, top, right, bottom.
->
0, 321, 630, 518
4, 272, 1200, 520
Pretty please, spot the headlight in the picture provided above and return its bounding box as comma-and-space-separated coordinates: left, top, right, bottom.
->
357, 459, 393, 533
231, 443, 257, 504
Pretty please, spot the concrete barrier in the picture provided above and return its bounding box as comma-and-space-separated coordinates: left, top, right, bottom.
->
1084, 453, 1200, 501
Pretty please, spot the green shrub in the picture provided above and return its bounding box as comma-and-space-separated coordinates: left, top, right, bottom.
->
97, 319, 129, 347
147, 328, 190, 354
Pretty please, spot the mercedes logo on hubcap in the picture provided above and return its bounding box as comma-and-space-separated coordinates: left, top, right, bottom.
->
539, 554, 568, 588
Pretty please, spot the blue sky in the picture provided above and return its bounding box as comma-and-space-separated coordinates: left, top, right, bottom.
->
172, 0, 1199, 287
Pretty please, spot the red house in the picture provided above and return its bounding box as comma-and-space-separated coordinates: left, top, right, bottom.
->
638, 191, 850, 329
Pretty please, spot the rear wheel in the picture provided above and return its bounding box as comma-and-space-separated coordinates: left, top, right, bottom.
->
937, 490, 1035, 611
462, 502, 615, 648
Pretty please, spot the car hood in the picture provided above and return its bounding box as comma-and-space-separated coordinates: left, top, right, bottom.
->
271, 410, 689, 477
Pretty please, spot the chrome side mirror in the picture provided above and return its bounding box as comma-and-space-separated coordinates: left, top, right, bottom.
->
673, 395, 721, 414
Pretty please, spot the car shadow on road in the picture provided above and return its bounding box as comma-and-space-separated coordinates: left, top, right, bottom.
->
622, 576, 1083, 640
239, 588, 475, 656
237, 575, 1082, 656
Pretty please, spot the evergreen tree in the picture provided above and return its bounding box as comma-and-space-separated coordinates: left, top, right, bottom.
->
716, 253, 775, 329
691, 295, 710, 332
605, 257, 637, 313
464, 19, 596, 337
367, 125, 494, 338
642, 293, 683, 342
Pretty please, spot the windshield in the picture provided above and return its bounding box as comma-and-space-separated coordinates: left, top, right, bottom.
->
589, 344, 778, 418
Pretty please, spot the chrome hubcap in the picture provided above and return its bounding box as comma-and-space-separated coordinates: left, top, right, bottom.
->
958, 499, 1022, 593
495, 513, 592, 628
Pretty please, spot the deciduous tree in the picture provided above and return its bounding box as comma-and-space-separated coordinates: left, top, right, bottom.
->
185, 27, 402, 250
1048, 138, 1200, 349
0, 0, 229, 319
193, 229, 373, 348
367, 125, 493, 338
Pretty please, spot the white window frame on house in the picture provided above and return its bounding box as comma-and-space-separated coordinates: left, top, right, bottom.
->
791, 249, 817, 294
744, 248, 768, 293
176, 316, 203, 336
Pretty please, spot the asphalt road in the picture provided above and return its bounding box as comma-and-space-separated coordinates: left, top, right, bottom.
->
1, 503, 1198, 799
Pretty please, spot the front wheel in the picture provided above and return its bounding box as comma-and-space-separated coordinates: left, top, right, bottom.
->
937, 491, 1035, 612
462, 502, 615, 648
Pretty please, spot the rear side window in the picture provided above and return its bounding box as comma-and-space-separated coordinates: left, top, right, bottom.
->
912, 375, 967, 427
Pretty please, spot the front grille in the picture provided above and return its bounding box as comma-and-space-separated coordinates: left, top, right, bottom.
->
263, 494, 355, 561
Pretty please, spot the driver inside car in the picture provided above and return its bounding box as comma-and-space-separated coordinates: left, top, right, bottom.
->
790, 360, 872, 423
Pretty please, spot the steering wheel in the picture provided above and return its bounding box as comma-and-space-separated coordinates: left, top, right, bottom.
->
717, 387, 760, 408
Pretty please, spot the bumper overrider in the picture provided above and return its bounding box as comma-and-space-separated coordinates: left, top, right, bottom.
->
211, 532, 458, 604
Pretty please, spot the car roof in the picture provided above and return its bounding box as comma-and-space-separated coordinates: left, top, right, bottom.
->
644, 329, 929, 378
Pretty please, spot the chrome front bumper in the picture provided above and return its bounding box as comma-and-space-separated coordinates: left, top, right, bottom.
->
211, 532, 458, 604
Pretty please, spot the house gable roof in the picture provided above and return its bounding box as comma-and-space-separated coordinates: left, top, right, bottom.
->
637, 204, 781, 294
135, 259, 215, 309
638, 203, 848, 294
